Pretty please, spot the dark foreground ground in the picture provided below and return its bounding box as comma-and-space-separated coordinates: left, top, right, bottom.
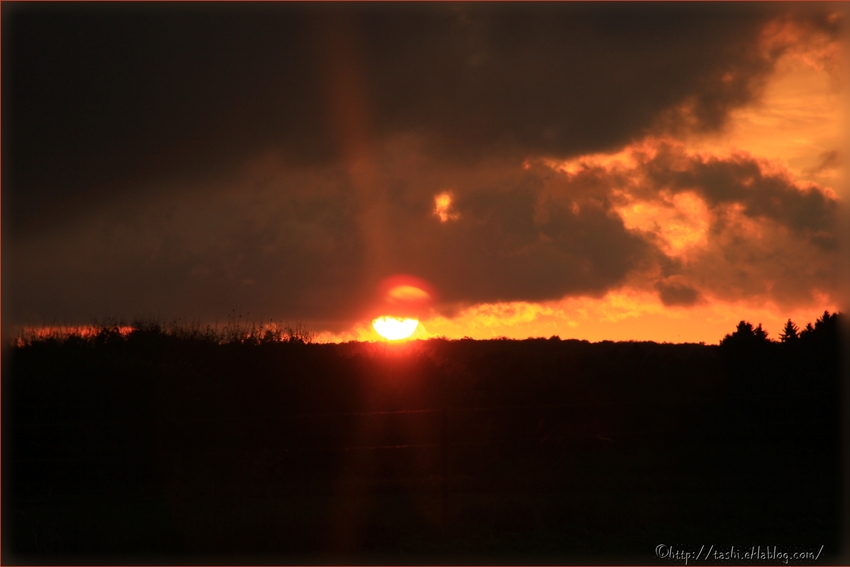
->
3, 319, 848, 565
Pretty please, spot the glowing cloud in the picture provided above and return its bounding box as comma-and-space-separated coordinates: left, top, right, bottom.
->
387, 285, 431, 303
688, 19, 844, 193
615, 190, 711, 258
434, 191, 460, 222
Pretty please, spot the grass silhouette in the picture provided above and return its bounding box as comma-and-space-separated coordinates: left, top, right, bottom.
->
3, 314, 845, 564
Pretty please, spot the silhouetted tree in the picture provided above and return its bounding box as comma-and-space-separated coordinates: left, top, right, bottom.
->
6, 320, 843, 561
814, 310, 837, 334
779, 319, 799, 343
719, 320, 776, 408
798, 311, 840, 347
720, 320, 772, 347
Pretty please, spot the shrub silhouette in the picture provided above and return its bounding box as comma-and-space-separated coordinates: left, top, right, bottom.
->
3, 313, 844, 562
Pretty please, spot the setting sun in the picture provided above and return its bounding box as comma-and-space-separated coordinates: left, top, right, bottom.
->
372, 316, 419, 340
6, 5, 845, 561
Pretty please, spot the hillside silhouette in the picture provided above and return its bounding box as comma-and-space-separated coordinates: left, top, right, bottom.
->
3, 313, 846, 564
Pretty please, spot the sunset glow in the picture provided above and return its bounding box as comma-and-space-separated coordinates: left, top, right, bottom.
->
387, 285, 430, 303
371, 316, 419, 341
614, 189, 711, 257
434, 191, 460, 222
6, 6, 844, 561
6, 4, 845, 347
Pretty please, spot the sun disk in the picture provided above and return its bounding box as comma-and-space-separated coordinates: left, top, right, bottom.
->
372, 316, 419, 341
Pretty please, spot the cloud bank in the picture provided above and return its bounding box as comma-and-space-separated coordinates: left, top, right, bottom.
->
3, 3, 844, 336
8, 136, 840, 331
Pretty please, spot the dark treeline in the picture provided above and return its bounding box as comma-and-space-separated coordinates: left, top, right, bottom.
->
2, 313, 846, 564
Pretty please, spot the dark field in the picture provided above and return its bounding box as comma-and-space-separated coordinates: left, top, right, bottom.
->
2, 318, 847, 565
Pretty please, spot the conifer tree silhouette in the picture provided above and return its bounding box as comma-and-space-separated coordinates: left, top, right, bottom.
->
814, 310, 836, 335
779, 319, 799, 343
720, 320, 771, 347
719, 320, 774, 404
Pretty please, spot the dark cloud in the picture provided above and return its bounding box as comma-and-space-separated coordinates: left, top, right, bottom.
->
421, 171, 653, 306
3, 2, 818, 238
6, 163, 369, 327
643, 144, 839, 246
7, 129, 838, 330
8, 133, 839, 328
3, 3, 842, 329
6, 141, 658, 328
627, 145, 841, 308
682, 215, 840, 309
804, 150, 842, 177
655, 281, 702, 307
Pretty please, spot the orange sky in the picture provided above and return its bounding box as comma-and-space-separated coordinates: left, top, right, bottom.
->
6, 6, 846, 346
331, 17, 847, 345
